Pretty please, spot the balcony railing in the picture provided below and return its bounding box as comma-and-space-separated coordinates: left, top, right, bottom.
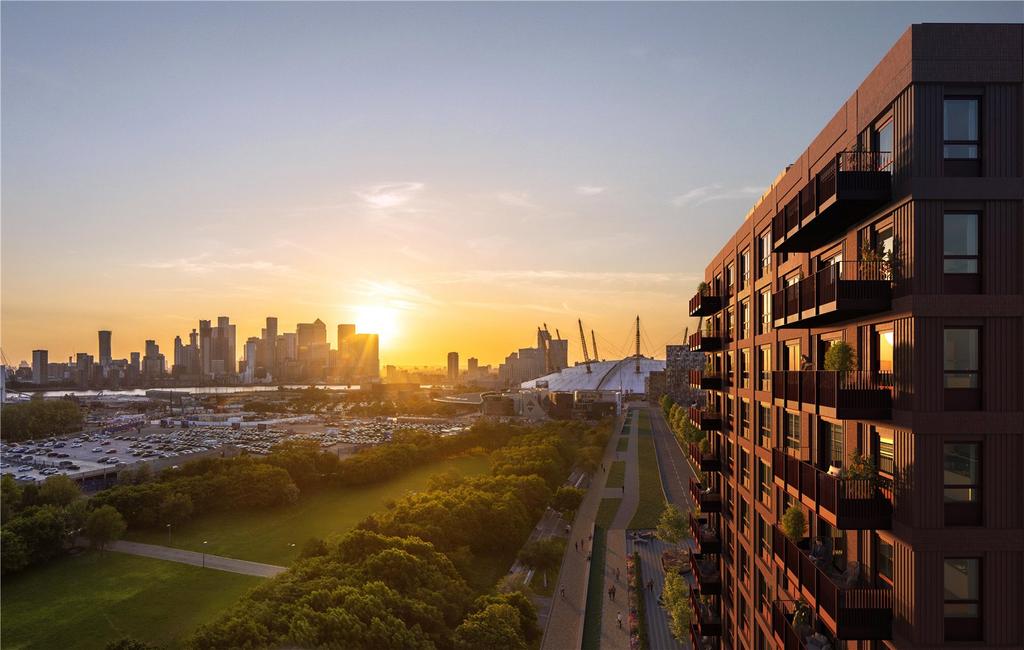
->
691, 586, 723, 636
772, 370, 892, 420
772, 261, 891, 329
690, 369, 723, 390
772, 448, 892, 530
690, 512, 722, 554
689, 291, 723, 317
690, 551, 722, 596
690, 477, 722, 513
689, 443, 723, 472
771, 600, 839, 650
689, 405, 722, 431
773, 151, 892, 253
772, 526, 893, 640
689, 330, 726, 352
690, 624, 721, 650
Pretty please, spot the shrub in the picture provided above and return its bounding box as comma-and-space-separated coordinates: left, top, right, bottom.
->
781, 504, 807, 542
824, 341, 857, 373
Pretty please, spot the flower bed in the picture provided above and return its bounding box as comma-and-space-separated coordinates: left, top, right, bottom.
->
627, 551, 649, 650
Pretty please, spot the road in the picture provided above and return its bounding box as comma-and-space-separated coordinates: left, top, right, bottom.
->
649, 406, 697, 509
99, 539, 286, 578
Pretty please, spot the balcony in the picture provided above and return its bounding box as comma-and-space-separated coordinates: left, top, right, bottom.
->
772, 600, 837, 650
773, 151, 892, 253
689, 406, 722, 431
689, 330, 727, 352
772, 448, 892, 529
772, 370, 892, 420
689, 443, 723, 472
772, 262, 891, 329
690, 551, 722, 596
689, 477, 722, 513
690, 513, 722, 554
690, 369, 723, 390
690, 624, 721, 650
691, 588, 723, 636
772, 526, 893, 640
689, 291, 723, 317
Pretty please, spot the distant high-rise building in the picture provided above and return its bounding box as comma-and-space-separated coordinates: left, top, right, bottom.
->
347, 333, 379, 381
468, 357, 479, 372
338, 324, 356, 346
243, 337, 261, 383
262, 317, 278, 376
75, 352, 95, 386
142, 340, 165, 378
98, 331, 112, 366
129, 352, 141, 375
32, 350, 48, 384
199, 319, 212, 375
447, 352, 459, 382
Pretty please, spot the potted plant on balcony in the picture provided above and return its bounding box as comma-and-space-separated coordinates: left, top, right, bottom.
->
792, 599, 813, 638
844, 451, 878, 487
824, 341, 857, 375
781, 504, 807, 543
697, 281, 709, 296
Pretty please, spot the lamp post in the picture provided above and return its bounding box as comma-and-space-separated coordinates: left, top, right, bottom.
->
166, 523, 171, 545
202, 540, 208, 568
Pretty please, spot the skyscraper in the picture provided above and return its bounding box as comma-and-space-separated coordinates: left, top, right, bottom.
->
98, 330, 112, 367
262, 316, 278, 376
447, 352, 459, 382
468, 357, 479, 372
31, 349, 48, 384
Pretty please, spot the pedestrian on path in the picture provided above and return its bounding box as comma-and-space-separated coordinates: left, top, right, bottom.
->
621, 485, 625, 494
647, 579, 654, 592
560, 585, 566, 598
617, 611, 622, 629
612, 585, 617, 600
565, 524, 571, 535
574, 540, 578, 551
607, 586, 613, 600
615, 567, 620, 580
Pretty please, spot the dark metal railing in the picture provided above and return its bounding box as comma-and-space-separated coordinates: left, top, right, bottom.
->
689, 330, 727, 351
772, 261, 891, 323
772, 526, 893, 638
689, 291, 723, 317
772, 370, 892, 411
772, 600, 813, 650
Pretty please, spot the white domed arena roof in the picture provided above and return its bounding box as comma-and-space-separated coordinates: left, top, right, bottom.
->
520, 357, 665, 394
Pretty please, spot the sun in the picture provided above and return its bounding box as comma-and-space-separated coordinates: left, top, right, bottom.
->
353, 304, 401, 341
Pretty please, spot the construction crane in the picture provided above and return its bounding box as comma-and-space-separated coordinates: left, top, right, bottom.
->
555, 329, 561, 340
577, 319, 592, 374
591, 330, 599, 362
635, 315, 641, 374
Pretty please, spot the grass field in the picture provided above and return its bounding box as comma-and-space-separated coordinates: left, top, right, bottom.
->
628, 412, 666, 530
616, 437, 628, 452
595, 498, 622, 528
580, 528, 608, 650
126, 454, 491, 565
606, 461, 626, 489
1, 551, 262, 650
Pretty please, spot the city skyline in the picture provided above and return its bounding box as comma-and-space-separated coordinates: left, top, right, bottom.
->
3, 2, 1019, 367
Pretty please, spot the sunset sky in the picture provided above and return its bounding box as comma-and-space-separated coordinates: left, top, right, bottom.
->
2, 2, 1017, 367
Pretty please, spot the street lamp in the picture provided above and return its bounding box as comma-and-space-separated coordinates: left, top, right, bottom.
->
166, 523, 171, 544
202, 540, 208, 568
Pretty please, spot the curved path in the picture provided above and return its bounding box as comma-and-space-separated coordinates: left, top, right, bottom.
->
101, 539, 286, 578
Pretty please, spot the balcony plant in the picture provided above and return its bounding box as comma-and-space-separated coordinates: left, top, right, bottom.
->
792, 599, 813, 637
781, 504, 807, 542
843, 451, 878, 486
823, 341, 857, 373
697, 281, 709, 296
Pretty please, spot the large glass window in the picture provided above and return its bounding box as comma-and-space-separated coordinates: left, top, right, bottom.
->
876, 536, 894, 584
944, 328, 979, 388
875, 427, 895, 476
758, 345, 772, 390
944, 558, 982, 641
759, 230, 772, 277
784, 411, 801, 449
944, 213, 979, 274
739, 249, 750, 290
944, 98, 979, 159
875, 119, 894, 170
944, 443, 981, 505
740, 349, 750, 389
757, 403, 771, 447
740, 299, 750, 339
758, 289, 772, 335
757, 459, 771, 505
823, 421, 844, 467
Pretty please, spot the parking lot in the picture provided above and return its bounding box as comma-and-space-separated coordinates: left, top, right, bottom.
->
1, 416, 471, 485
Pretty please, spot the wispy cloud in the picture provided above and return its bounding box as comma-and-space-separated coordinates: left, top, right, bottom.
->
433, 269, 698, 287
670, 184, 762, 207
495, 191, 539, 210
349, 279, 439, 310
137, 255, 296, 276
355, 182, 425, 209
575, 185, 606, 196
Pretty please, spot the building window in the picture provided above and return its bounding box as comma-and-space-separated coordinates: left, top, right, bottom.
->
944, 443, 981, 526
784, 411, 800, 449
726, 395, 734, 430
944, 212, 979, 273
740, 299, 750, 339
740, 449, 751, 489
739, 249, 750, 290
758, 345, 771, 391
874, 427, 895, 476
757, 403, 771, 447
726, 263, 735, 295
944, 98, 979, 159
944, 558, 982, 641
757, 459, 771, 506
876, 535, 894, 585
726, 350, 735, 386
758, 289, 771, 335
822, 420, 844, 468
740, 497, 751, 535
758, 230, 772, 278
944, 328, 979, 384
875, 118, 894, 170
740, 349, 751, 389
757, 514, 771, 560
726, 308, 735, 340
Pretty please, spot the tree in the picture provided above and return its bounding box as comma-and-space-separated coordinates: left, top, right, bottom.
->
824, 341, 857, 373
105, 639, 159, 650
659, 394, 674, 415
0, 528, 30, 575
551, 486, 584, 514
85, 505, 126, 552
159, 492, 194, 526
38, 474, 81, 508
1, 474, 23, 523
655, 503, 689, 545
453, 603, 527, 650
661, 572, 694, 642
517, 538, 564, 581
781, 504, 807, 542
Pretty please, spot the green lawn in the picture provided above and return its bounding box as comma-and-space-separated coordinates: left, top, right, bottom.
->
1, 551, 262, 650
595, 498, 622, 528
616, 437, 628, 452
628, 413, 666, 530
606, 461, 626, 489
580, 528, 608, 650
126, 454, 490, 565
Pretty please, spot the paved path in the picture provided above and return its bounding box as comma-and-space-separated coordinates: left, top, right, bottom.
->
102, 539, 286, 578
630, 536, 688, 650
650, 406, 698, 509
541, 412, 631, 650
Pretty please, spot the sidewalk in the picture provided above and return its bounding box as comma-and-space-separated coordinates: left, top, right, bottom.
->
99, 539, 286, 578
541, 410, 633, 650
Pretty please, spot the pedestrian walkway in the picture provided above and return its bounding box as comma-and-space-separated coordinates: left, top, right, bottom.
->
100, 539, 286, 578
541, 411, 635, 650
629, 536, 686, 650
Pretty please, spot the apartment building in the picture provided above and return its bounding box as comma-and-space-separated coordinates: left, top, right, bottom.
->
685, 24, 1023, 650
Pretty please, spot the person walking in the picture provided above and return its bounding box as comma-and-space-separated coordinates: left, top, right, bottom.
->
611, 585, 617, 601
621, 484, 625, 494
617, 611, 623, 629
615, 567, 620, 580
647, 579, 654, 592
607, 586, 613, 600
560, 585, 566, 598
